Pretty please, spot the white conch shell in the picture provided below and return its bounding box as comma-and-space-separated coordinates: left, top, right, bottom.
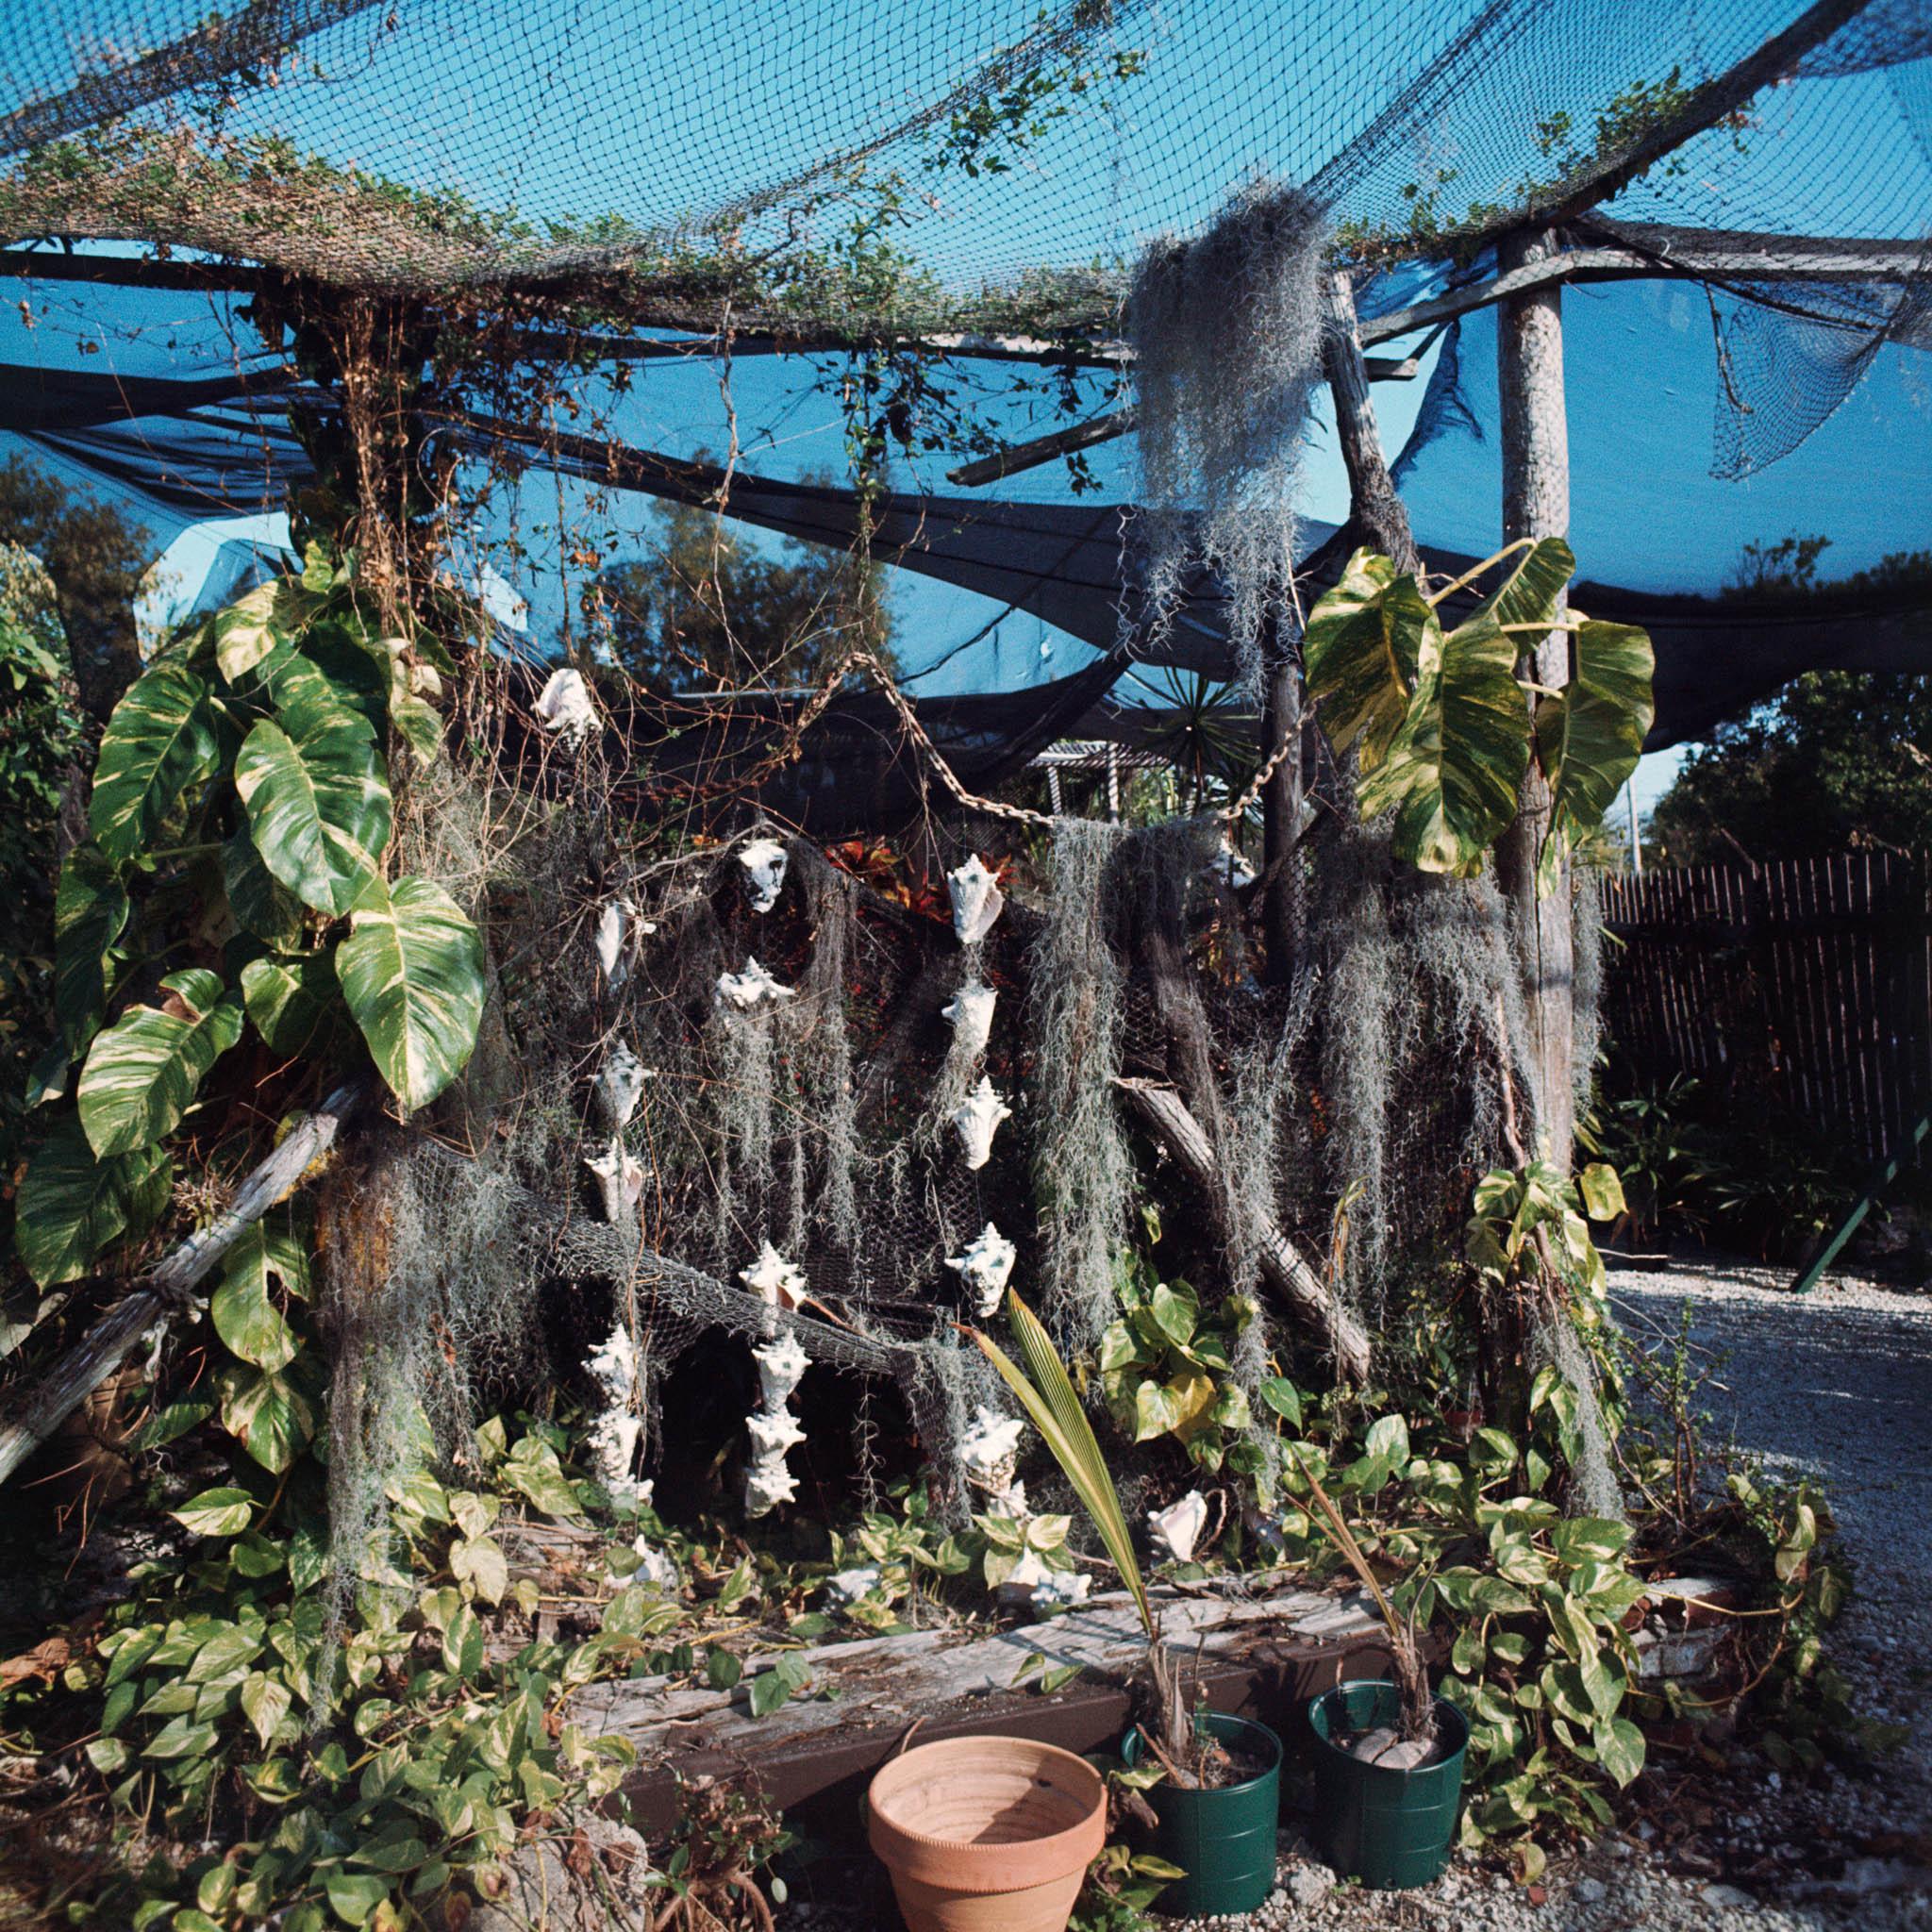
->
716, 957, 795, 1011
1030, 1569, 1091, 1608
584, 1139, 644, 1221
629, 1540, 680, 1591
982, 1480, 1028, 1519
946, 854, 1004, 944
945, 1223, 1017, 1318
1147, 1490, 1209, 1566
959, 1404, 1026, 1484
534, 666, 598, 746
743, 1459, 798, 1517
740, 1241, 807, 1310
595, 1041, 650, 1128
737, 837, 790, 914
950, 1076, 1011, 1170
825, 1564, 882, 1607
595, 897, 655, 988
941, 978, 997, 1058
753, 1331, 808, 1408
746, 1407, 808, 1459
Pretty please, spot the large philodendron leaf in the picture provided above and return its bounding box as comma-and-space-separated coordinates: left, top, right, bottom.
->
1359, 614, 1529, 874
241, 950, 350, 1059
16, 1114, 172, 1288
234, 704, 392, 916
77, 968, 244, 1157
222, 826, 306, 948
1470, 536, 1575, 633
212, 579, 308, 683
1303, 548, 1438, 772
89, 657, 220, 865
335, 875, 487, 1109
1534, 618, 1656, 890
54, 847, 129, 1046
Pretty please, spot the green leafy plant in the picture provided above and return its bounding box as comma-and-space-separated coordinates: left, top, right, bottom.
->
1303, 539, 1654, 884
15, 548, 484, 1291
1098, 1268, 1256, 1472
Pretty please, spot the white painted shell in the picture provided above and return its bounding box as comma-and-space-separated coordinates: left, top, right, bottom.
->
584, 1139, 644, 1221
950, 1075, 1012, 1170
941, 978, 997, 1058
593, 897, 654, 988
944, 1223, 1017, 1318
739, 1241, 807, 1310
752, 1331, 808, 1407
737, 837, 790, 914
980, 1480, 1028, 1520
716, 956, 796, 1011
595, 1041, 650, 1129
746, 1407, 808, 1459
743, 1459, 799, 1517
824, 1564, 882, 1607
1147, 1490, 1209, 1566
959, 1403, 1026, 1484
946, 854, 1005, 944
629, 1540, 680, 1591
534, 666, 599, 746
1030, 1569, 1092, 1608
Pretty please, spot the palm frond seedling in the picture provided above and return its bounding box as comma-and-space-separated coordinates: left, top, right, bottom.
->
971, 1290, 1237, 1785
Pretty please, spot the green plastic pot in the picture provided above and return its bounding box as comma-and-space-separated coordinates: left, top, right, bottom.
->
1121, 1710, 1281, 1919
1307, 1681, 1469, 1890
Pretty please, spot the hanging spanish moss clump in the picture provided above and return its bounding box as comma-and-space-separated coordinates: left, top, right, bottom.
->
1533, 1308, 1628, 1524
316, 1143, 533, 1653
788, 856, 860, 1251
1028, 817, 1133, 1346
1129, 181, 1328, 694
1310, 822, 1401, 1314
711, 1004, 778, 1259
1225, 973, 1317, 1311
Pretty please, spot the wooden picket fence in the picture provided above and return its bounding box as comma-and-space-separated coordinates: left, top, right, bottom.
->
1598, 851, 1932, 1162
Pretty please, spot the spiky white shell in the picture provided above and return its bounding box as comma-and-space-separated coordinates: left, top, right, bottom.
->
960, 1404, 1026, 1484
629, 1540, 680, 1590
584, 1139, 644, 1220
946, 854, 1005, 944
1029, 1569, 1091, 1608
1147, 1490, 1209, 1565
737, 837, 790, 914
596, 1041, 650, 1128
534, 666, 598, 746
716, 957, 796, 1011
950, 1076, 1012, 1170
752, 1331, 808, 1408
594, 896, 640, 987
825, 1564, 882, 1607
941, 978, 997, 1058
945, 1223, 1017, 1318
740, 1241, 807, 1310
746, 1407, 808, 1459
743, 1459, 799, 1517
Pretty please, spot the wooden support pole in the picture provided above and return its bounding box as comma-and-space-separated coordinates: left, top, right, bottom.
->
1319, 271, 1420, 575
1494, 229, 1575, 1167
1114, 1076, 1372, 1380
0, 1082, 363, 1489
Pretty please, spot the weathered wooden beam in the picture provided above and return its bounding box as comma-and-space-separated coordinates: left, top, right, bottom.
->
1113, 1077, 1371, 1380
1321, 269, 1420, 574
575, 1579, 1386, 1837
1492, 230, 1574, 1167
0, 1082, 363, 1488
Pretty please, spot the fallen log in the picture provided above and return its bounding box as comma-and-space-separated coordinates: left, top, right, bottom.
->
1113, 1075, 1371, 1381
0, 1081, 364, 1488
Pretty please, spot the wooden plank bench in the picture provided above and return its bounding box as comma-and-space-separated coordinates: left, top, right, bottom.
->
571, 1578, 1393, 1837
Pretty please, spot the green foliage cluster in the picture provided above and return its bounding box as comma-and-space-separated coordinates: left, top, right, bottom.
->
15, 548, 489, 1291
1303, 540, 1653, 884
1097, 1262, 1257, 1473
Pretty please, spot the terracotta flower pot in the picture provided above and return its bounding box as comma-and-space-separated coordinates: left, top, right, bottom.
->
868, 1736, 1107, 1932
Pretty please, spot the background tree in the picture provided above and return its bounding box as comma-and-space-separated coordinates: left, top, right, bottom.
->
1647, 540, 1932, 865
582, 495, 892, 696
0, 457, 151, 724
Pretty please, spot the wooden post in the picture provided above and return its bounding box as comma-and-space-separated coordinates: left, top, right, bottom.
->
1319, 270, 1419, 575
1493, 229, 1575, 1166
